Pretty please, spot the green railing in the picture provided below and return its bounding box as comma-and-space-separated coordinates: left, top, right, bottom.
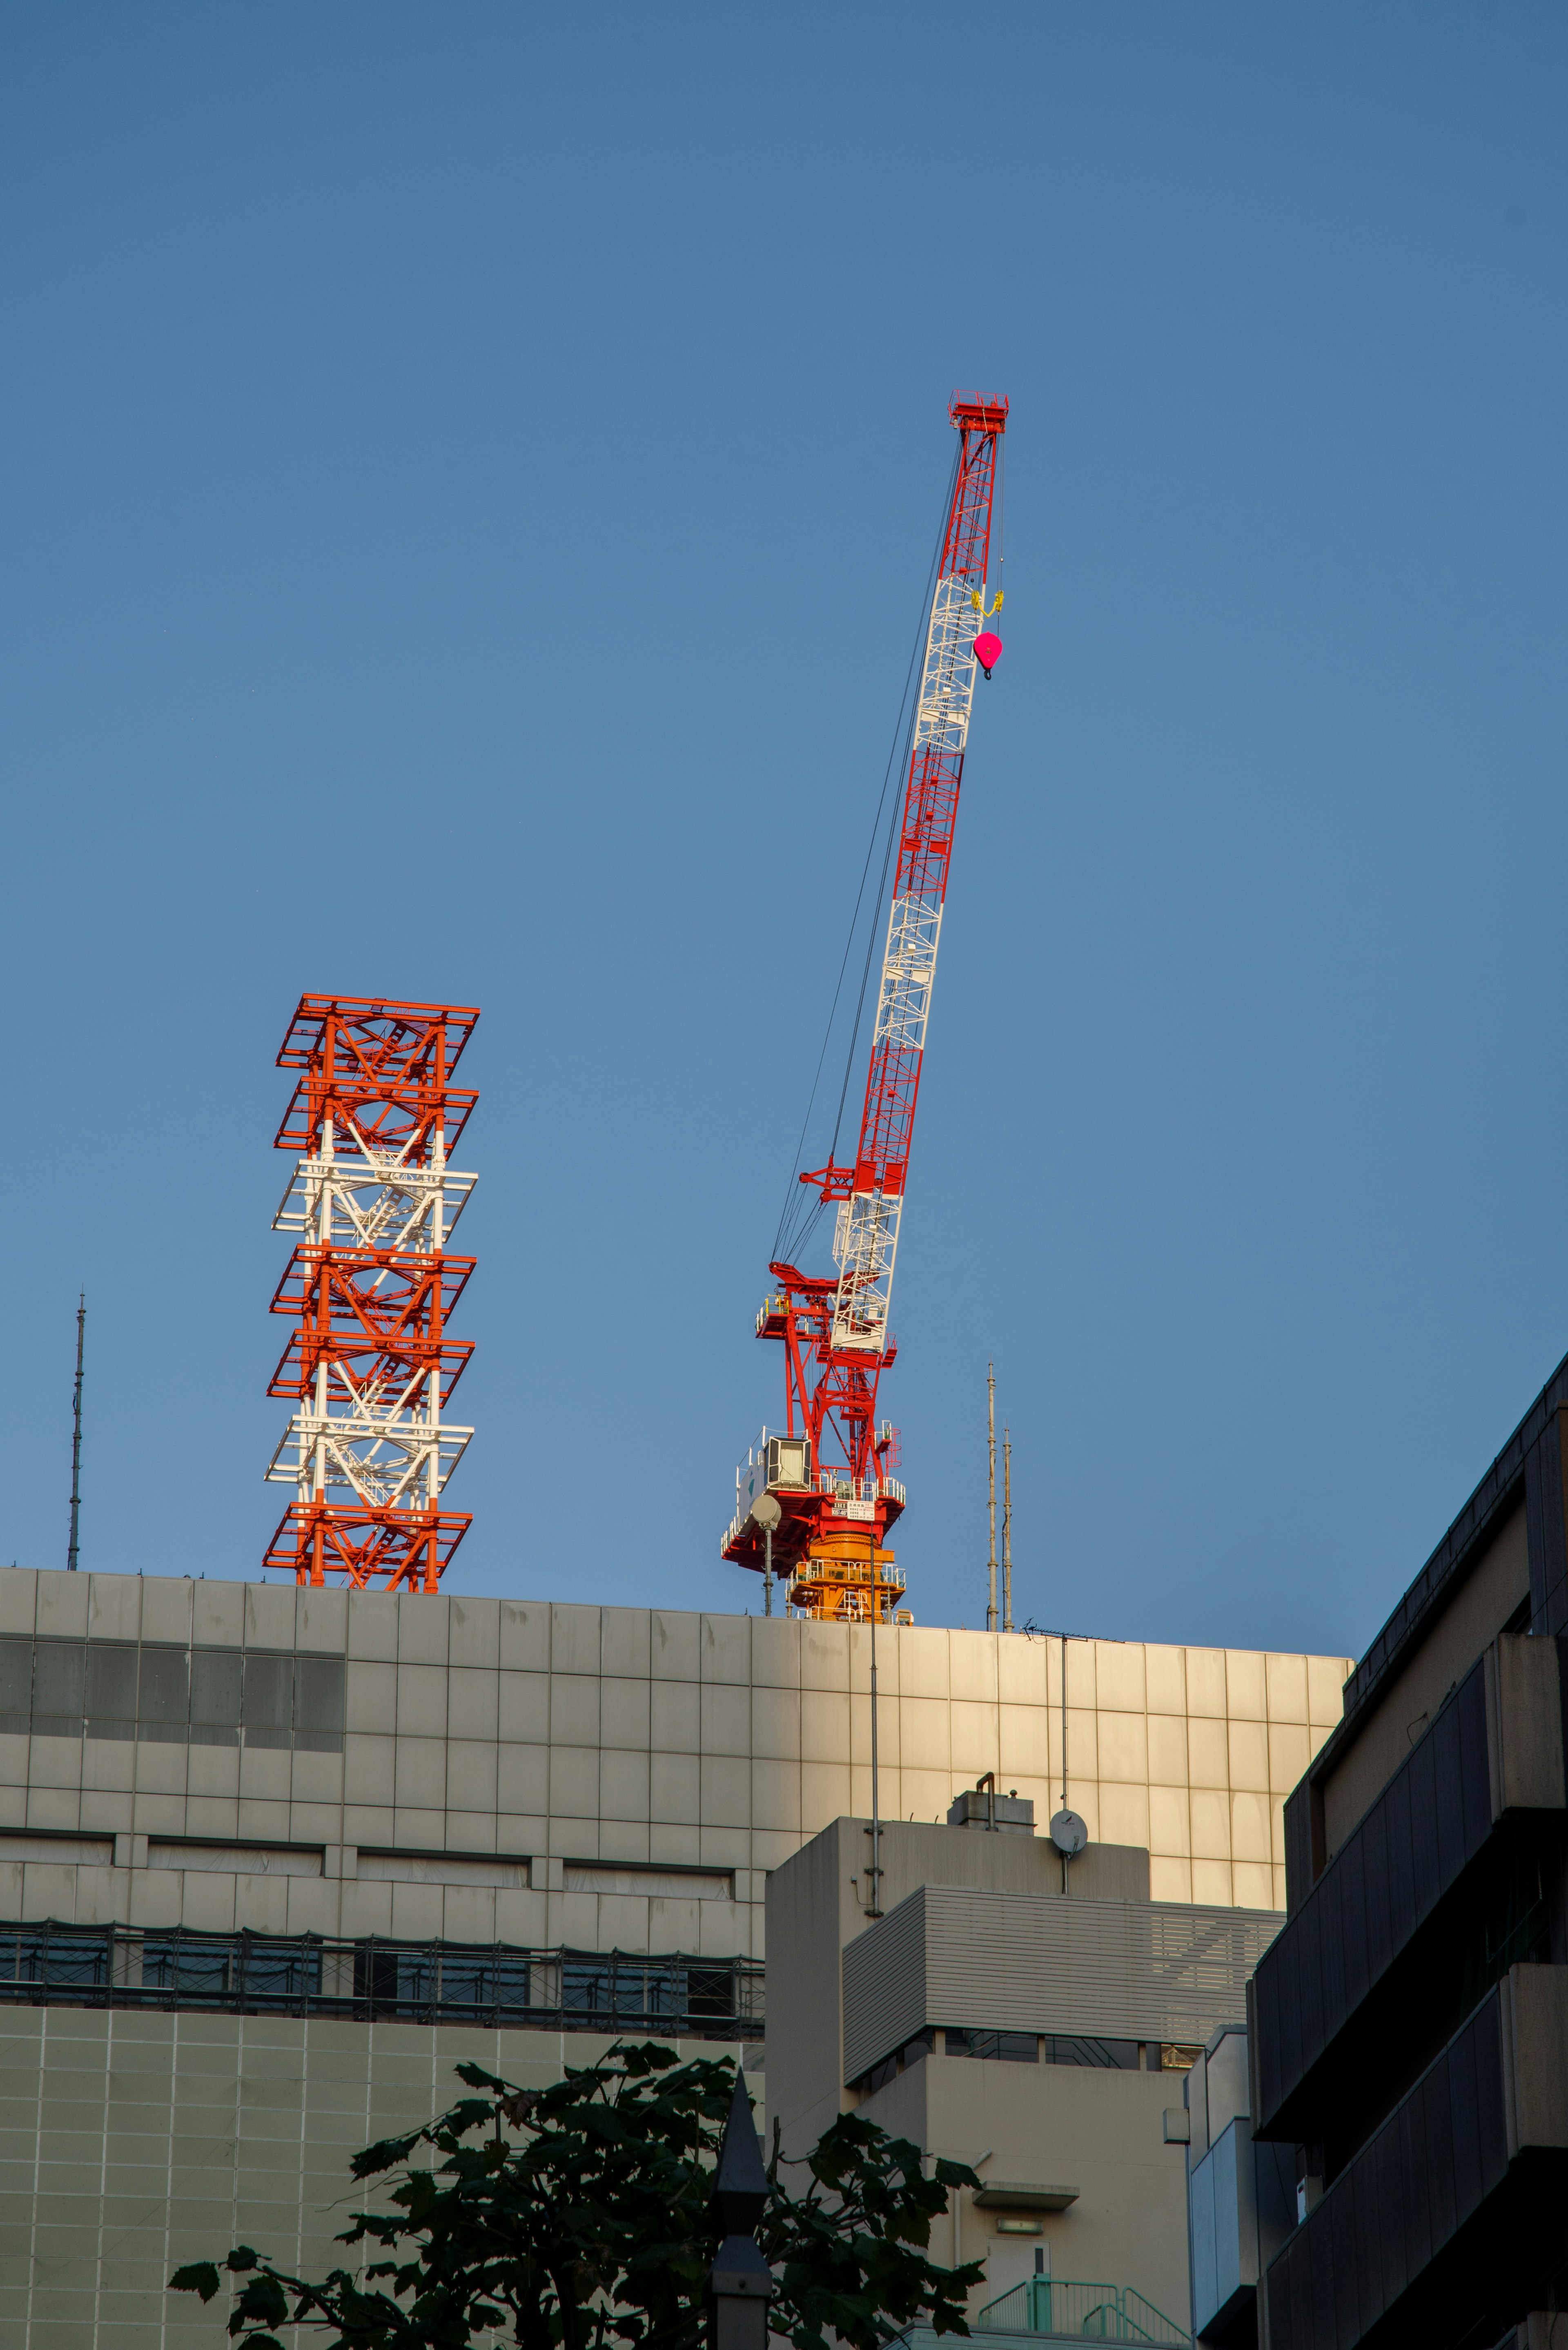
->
977, 2277, 1190, 2345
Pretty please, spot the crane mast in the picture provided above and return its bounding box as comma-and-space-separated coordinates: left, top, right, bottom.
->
724, 390, 1008, 1623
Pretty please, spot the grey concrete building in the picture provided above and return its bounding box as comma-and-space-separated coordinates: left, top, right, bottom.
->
0, 1564, 1349, 2345
766, 1814, 1282, 2336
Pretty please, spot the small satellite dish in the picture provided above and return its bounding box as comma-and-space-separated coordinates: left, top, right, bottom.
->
752, 1494, 782, 1532
1049, 1808, 1087, 1857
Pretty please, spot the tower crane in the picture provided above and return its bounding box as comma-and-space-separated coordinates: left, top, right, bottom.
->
723, 390, 1008, 1623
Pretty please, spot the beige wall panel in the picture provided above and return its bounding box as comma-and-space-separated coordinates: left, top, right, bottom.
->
650, 1681, 700, 1755
1098, 1783, 1151, 1851
601, 1748, 651, 1822
445, 1742, 499, 1814
342, 1802, 394, 1845
1144, 1643, 1187, 1715
393, 1738, 446, 1812
996, 1636, 1047, 1706
751, 1687, 802, 1763
178, 1872, 238, 1933
702, 1616, 751, 1686
800, 1626, 849, 1693
1271, 1796, 1288, 1864
129, 1792, 184, 1834
594, 1892, 651, 1949
997, 1704, 1047, 1781
347, 1590, 399, 1661
440, 1885, 499, 1942
800, 1690, 850, 1767
851, 1697, 898, 1770
344, 1732, 396, 1801
1268, 1720, 1311, 1795
188, 1741, 241, 1797
393, 1807, 444, 1849
898, 1696, 952, 1773
447, 1596, 501, 1668
394, 1664, 448, 1739
238, 1745, 291, 1800
947, 1701, 998, 1777
650, 1821, 700, 1864
27, 1737, 83, 1792
1065, 1641, 1098, 1708
243, 1585, 296, 1651
949, 1634, 998, 1704
296, 1590, 348, 1654
1192, 1858, 1234, 1905
442, 1809, 498, 1853
651, 1612, 701, 1682
550, 1675, 600, 1747
498, 1670, 548, 1742
1307, 1653, 1350, 1726
1225, 1650, 1267, 1722
548, 1607, 601, 1678
650, 1752, 700, 1826
1183, 1649, 1227, 1718
285, 1877, 339, 1937
1230, 1790, 1272, 1865
494, 1887, 548, 1941
1097, 1710, 1149, 1785
1227, 1718, 1269, 1794
1189, 1789, 1231, 1861
898, 1769, 951, 1826
598, 1818, 651, 1864
290, 1751, 343, 1804
1234, 1860, 1274, 1909
1265, 1652, 1308, 1724
548, 1747, 599, 1819
446, 1668, 499, 1744
699, 1757, 751, 1830
599, 1677, 653, 1750
338, 1879, 393, 1935
0, 1570, 38, 1633
1146, 1715, 1188, 1787
134, 1741, 188, 1796
87, 1576, 139, 1641
1150, 1854, 1193, 1902
1063, 1707, 1100, 1782
748, 1620, 802, 1691
1187, 1717, 1229, 1790
235, 1875, 292, 1935
751, 1760, 802, 1833
600, 1608, 653, 1679
396, 1601, 450, 1666
898, 1628, 951, 1699
36, 1577, 89, 1639
498, 1602, 550, 1670
800, 1761, 851, 1830
1094, 1641, 1147, 1714
700, 1684, 751, 1758
388, 1882, 443, 1939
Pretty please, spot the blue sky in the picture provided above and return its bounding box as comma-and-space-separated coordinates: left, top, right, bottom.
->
2, 4, 1564, 1661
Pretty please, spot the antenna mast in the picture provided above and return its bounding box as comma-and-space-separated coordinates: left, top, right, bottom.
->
66, 1292, 85, 1572
986, 1362, 997, 1631
1002, 1422, 1013, 1633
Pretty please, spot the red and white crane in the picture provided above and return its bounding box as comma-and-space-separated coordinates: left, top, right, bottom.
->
724, 390, 1008, 1621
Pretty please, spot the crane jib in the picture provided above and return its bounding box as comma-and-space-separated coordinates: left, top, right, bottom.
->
722, 390, 1007, 1623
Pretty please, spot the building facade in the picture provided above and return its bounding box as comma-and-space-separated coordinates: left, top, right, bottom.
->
1247, 1351, 1568, 2349
0, 1564, 1350, 2346
767, 1814, 1281, 2336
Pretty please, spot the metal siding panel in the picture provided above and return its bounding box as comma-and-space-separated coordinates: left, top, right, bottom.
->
1447, 2010, 1482, 2228
1475, 1986, 1508, 2198
1422, 2051, 1457, 2253
1385, 1763, 1415, 1950
1361, 1799, 1391, 1984
841, 1887, 928, 2082
1284, 1782, 1312, 1916
1329, 2175, 1359, 2350
1408, 1736, 1440, 1920
1432, 1700, 1466, 1891
1457, 1667, 1491, 1858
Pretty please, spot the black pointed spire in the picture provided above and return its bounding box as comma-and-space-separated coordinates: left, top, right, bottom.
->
709, 2070, 768, 2233
706, 2069, 773, 2350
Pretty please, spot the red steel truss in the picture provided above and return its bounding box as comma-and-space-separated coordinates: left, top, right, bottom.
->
724, 393, 1007, 1622
264, 994, 480, 1593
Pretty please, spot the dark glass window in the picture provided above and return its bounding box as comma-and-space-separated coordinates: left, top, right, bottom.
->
238, 1941, 321, 2002
1044, 2036, 1140, 2069
242, 1654, 293, 1748
293, 1657, 345, 1752
190, 1650, 242, 1747
137, 1647, 190, 1744
0, 1638, 31, 1735
685, 1966, 734, 2020
85, 1643, 138, 1740
945, 2029, 1038, 2063
144, 1940, 231, 1998
31, 1642, 84, 1738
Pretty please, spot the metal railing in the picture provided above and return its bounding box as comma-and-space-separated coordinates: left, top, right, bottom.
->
0, 1923, 764, 2041
977, 2278, 1189, 2345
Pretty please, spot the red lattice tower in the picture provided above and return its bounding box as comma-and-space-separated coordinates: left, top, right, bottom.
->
263, 994, 480, 1592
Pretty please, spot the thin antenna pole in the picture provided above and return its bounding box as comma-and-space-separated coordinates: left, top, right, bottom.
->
867, 1518, 883, 1915
1002, 1425, 1013, 1634
67, 1292, 86, 1572
986, 1363, 997, 1632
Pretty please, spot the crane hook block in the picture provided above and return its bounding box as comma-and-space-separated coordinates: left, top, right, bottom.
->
973, 631, 1003, 679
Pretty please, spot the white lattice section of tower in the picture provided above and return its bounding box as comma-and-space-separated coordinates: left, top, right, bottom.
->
829, 570, 984, 1354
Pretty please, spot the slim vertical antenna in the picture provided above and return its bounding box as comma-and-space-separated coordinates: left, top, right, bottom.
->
986, 1363, 997, 1631
1002, 1424, 1013, 1634
66, 1292, 86, 1572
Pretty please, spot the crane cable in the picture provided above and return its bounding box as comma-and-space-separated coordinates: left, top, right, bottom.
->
773, 441, 962, 1269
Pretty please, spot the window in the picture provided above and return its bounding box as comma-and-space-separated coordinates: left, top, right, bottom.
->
17, 1930, 111, 1987
944, 2029, 1039, 2063
190, 1649, 242, 1746
137, 1647, 190, 1743
85, 1643, 138, 1740
1043, 2036, 1140, 2070
0, 1639, 29, 1735
31, 1642, 84, 1738
0, 1639, 343, 1752
241, 1654, 293, 1749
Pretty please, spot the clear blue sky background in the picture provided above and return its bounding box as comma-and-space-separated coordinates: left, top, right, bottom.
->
2, 5, 1564, 1662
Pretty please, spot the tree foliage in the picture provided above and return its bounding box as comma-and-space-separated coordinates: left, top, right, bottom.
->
170, 2039, 982, 2350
